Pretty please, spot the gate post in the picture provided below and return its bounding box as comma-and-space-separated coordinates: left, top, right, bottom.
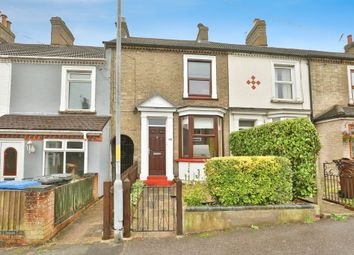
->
103, 181, 113, 240
175, 178, 183, 235
123, 178, 131, 238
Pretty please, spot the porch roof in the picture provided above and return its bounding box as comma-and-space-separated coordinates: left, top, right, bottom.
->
314, 105, 354, 122
0, 114, 110, 131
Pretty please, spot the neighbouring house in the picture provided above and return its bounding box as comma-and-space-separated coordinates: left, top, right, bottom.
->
228, 19, 311, 131
311, 35, 354, 166
0, 15, 110, 195
105, 20, 230, 183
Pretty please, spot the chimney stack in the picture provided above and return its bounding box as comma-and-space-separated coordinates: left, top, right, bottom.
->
196, 23, 208, 43
50, 17, 75, 46
0, 13, 15, 43
345, 34, 354, 54
121, 17, 130, 38
246, 18, 267, 47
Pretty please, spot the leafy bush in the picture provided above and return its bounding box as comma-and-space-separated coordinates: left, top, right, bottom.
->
183, 182, 210, 206
131, 180, 144, 207
229, 118, 321, 197
205, 156, 293, 206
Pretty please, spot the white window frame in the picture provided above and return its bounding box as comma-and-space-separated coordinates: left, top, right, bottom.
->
347, 65, 354, 105
238, 119, 256, 131
271, 61, 301, 102
183, 55, 217, 99
60, 66, 96, 112
42, 139, 87, 175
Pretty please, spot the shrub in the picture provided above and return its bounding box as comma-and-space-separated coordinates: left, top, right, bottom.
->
229, 118, 321, 197
205, 156, 293, 206
131, 180, 144, 207
183, 182, 210, 206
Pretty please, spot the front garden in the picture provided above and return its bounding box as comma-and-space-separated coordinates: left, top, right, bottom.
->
183, 118, 321, 233
183, 118, 321, 207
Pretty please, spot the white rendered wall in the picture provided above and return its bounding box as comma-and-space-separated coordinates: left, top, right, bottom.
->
0, 63, 11, 116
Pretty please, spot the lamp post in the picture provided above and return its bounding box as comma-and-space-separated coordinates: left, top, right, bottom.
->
114, 0, 123, 241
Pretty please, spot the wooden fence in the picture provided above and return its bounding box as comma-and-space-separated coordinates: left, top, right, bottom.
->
0, 190, 25, 233
54, 175, 94, 225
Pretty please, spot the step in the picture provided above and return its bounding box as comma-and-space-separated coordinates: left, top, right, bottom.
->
144, 176, 174, 187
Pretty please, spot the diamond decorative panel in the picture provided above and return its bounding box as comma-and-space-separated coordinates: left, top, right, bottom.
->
246, 75, 261, 90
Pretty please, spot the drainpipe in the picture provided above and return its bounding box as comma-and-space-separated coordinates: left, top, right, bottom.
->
82, 131, 89, 174
307, 59, 314, 122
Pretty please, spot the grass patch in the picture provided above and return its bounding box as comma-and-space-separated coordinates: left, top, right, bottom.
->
330, 214, 348, 222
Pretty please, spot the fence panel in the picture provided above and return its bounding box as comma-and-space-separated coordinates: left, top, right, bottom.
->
54, 176, 94, 225
0, 190, 25, 232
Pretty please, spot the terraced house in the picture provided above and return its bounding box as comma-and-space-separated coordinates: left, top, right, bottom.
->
105, 20, 230, 184
0, 16, 110, 195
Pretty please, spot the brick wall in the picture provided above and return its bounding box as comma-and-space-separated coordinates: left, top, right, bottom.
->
109, 46, 230, 166
316, 119, 354, 166
310, 59, 353, 118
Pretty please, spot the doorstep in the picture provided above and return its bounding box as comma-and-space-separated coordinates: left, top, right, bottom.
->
144, 176, 174, 187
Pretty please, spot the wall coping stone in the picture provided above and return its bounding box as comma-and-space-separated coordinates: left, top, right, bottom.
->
186, 203, 315, 212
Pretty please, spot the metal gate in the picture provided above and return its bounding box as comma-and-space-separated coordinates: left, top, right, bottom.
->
323, 161, 354, 208
132, 185, 176, 232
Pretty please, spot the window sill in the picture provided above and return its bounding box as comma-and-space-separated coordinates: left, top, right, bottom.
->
183, 96, 218, 100
176, 158, 208, 163
59, 110, 96, 115
271, 98, 303, 104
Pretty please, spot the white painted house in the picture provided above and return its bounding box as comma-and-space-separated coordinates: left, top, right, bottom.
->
228, 54, 311, 132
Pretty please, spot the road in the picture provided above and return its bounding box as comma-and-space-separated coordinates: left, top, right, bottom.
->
2, 217, 354, 255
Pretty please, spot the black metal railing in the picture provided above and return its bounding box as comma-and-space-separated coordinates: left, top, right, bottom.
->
132, 185, 176, 232
323, 161, 354, 208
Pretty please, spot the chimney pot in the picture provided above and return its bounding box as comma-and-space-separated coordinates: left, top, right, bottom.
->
348, 35, 352, 44
6, 20, 11, 30
1, 14, 8, 27
345, 34, 354, 54
196, 23, 208, 43
246, 18, 267, 47
0, 14, 15, 43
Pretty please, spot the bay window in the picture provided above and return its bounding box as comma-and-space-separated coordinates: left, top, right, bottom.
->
180, 116, 222, 159
44, 140, 85, 176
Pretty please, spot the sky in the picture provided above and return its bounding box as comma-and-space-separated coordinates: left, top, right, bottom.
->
1, 0, 354, 52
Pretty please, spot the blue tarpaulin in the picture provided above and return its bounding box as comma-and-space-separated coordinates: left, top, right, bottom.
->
0, 180, 41, 190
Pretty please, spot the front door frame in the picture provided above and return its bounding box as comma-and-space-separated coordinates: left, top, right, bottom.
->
0, 139, 25, 181
140, 111, 174, 181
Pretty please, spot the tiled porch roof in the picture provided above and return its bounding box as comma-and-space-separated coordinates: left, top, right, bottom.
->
314, 105, 354, 122
0, 114, 110, 131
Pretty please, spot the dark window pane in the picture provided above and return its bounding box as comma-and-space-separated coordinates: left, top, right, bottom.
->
4, 147, 17, 176
68, 82, 91, 109
188, 61, 210, 79
45, 152, 64, 175
189, 80, 210, 95
67, 141, 83, 149
46, 141, 62, 149
192, 137, 216, 158
181, 117, 189, 157
66, 152, 85, 176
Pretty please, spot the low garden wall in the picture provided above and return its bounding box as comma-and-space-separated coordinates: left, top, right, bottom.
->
0, 174, 98, 246
184, 204, 320, 234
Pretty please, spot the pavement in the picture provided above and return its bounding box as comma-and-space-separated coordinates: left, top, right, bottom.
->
1, 199, 354, 255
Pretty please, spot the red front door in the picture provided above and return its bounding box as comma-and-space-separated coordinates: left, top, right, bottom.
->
149, 127, 166, 176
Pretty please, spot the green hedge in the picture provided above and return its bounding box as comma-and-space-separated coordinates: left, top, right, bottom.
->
183, 182, 210, 206
229, 118, 321, 197
205, 156, 293, 206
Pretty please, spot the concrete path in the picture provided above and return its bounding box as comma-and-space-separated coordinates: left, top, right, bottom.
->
52, 199, 104, 245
